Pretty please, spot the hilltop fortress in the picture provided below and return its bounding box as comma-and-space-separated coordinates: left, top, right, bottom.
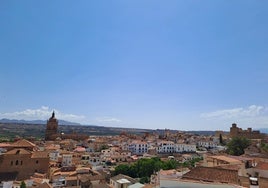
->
230, 123, 265, 139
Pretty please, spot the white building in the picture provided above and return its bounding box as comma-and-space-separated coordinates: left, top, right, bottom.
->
81, 154, 101, 166
110, 174, 136, 188
90, 157, 101, 166
157, 141, 196, 154
0, 148, 7, 155
128, 141, 148, 155
0, 181, 13, 188
157, 141, 175, 153
85, 147, 94, 152
52, 177, 66, 187
175, 144, 196, 153
49, 150, 60, 161
62, 154, 72, 167
197, 140, 218, 149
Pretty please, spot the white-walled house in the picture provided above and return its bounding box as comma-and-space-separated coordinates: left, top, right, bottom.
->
197, 140, 218, 149
49, 150, 60, 161
175, 144, 196, 153
128, 141, 148, 155
157, 141, 175, 153
110, 174, 137, 188
62, 154, 72, 167
90, 156, 101, 166
157, 141, 196, 153
0, 181, 13, 188
81, 154, 101, 166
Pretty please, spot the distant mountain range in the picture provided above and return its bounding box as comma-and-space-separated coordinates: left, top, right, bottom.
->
1, 118, 268, 134
0, 118, 80, 125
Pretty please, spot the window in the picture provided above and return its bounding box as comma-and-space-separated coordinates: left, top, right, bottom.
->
15, 160, 18, 165
36, 160, 39, 164
11, 161, 13, 166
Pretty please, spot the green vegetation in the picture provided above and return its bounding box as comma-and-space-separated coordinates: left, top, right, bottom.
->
181, 157, 202, 167
113, 157, 202, 183
219, 134, 225, 145
0, 137, 12, 142
260, 142, 268, 152
227, 137, 250, 156
20, 181, 26, 188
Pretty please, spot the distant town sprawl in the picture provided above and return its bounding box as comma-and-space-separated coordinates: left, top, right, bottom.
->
0, 112, 267, 188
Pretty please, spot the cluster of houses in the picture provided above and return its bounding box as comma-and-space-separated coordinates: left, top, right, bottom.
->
0, 129, 222, 188
0, 123, 268, 188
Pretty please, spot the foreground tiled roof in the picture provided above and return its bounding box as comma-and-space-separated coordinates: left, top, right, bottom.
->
0, 143, 11, 147
11, 139, 36, 148
5, 148, 32, 155
217, 164, 241, 171
182, 166, 238, 184
256, 161, 268, 170
36, 182, 52, 188
208, 155, 242, 164
45, 144, 60, 150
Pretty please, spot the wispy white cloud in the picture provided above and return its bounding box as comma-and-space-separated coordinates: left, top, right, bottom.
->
0, 106, 86, 122
200, 105, 265, 119
199, 105, 268, 129
96, 117, 122, 123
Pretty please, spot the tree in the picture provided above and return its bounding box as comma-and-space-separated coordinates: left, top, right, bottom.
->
219, 134, 223, 145
20, 181, 26, 188
113, 164, 131, 176
161, 159, 178, 170
140, 176, 150, 184
260, 142, 268, 152
227, 137, 250, 156
113, 157, 190, 183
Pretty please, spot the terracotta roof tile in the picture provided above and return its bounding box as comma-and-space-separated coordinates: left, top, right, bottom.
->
217, 164, 241, 170
0, 143, 11, 147
36, 182, 52, 188
182, 166, 238, 184
209, 155, 241, 163
45, 144, 60, 150
256, 161, 268, 170
31, 151, 49, 158
12, 139, 36, 147
5, 148, 32, 155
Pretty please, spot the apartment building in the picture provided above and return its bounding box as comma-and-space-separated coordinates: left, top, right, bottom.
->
128, 141, 148, 155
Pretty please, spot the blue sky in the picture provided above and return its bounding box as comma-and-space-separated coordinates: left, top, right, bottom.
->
1, 1, 268, 130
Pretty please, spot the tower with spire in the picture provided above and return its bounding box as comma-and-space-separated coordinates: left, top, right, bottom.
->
45, 111, 58, 140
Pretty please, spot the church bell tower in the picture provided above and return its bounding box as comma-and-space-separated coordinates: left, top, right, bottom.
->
45, 111, 58, 140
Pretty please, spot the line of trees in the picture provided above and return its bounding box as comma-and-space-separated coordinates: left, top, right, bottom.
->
112, 157, 202, 183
